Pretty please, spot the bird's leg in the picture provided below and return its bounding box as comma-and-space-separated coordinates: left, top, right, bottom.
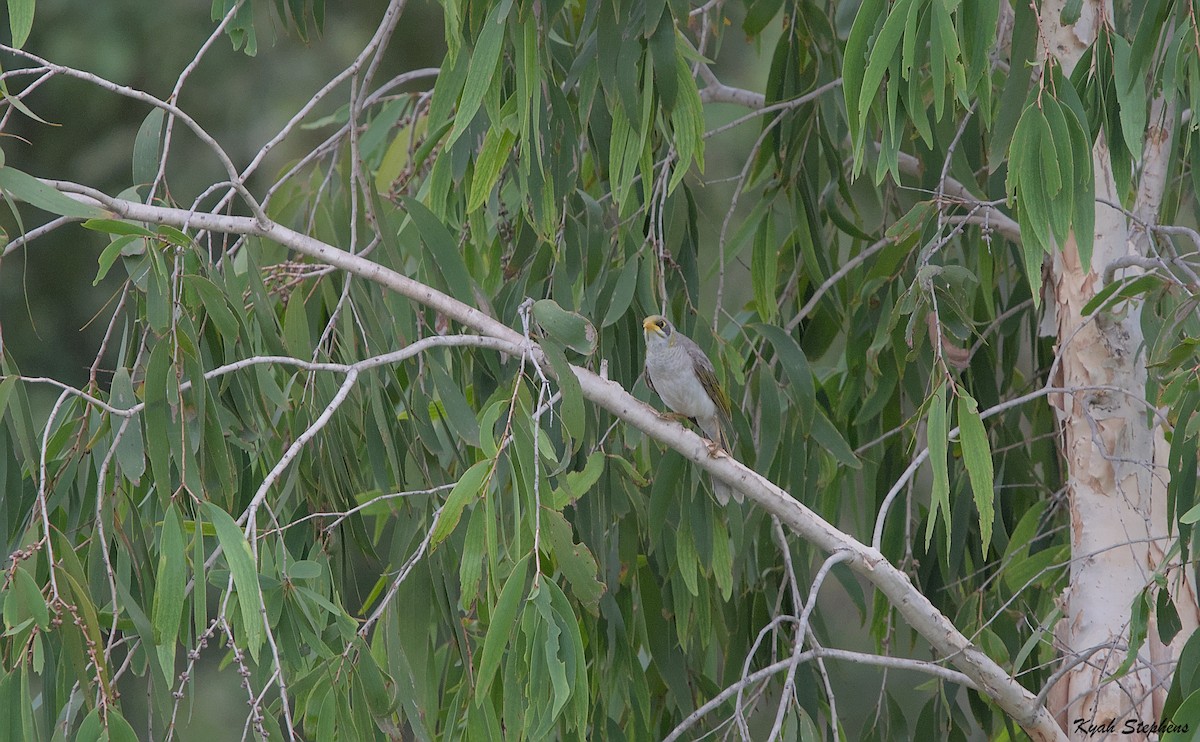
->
704, 439, 726, 457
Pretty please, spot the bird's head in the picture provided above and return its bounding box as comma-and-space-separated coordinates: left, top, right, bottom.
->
643, 315, 674, 349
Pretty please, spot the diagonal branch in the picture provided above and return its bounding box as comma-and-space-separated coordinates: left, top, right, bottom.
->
43, 180, 1068, 742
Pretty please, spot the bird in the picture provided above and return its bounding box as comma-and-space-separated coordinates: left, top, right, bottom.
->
642, 315, 740, 504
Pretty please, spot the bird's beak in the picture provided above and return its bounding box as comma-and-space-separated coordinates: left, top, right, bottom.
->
643, 317, 664, 339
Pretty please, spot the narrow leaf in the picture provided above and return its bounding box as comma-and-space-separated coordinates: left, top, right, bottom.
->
109, 367, 146, 481
431, 460, 492, 547
7, 0, 34, 49
445, 0, 514, 148
956, 388, 995, 556
0, 166, 106, 219
475, 554, 530, 704
151, 504, 186, 678
201, 501, 264, 661
133, 108, 166, 190
467, 126, 516, 212
925, 382, 950, 551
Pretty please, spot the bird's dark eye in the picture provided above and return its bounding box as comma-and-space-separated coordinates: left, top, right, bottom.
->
655, 319, 665, 328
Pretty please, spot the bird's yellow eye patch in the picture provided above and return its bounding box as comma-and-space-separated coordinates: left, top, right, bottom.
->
643, 316, 667, 333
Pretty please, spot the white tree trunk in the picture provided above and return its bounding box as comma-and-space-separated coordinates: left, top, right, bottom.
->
1040, 0, 1200, 735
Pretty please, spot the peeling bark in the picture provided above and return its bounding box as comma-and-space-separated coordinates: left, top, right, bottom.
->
1039, 0, 1200, 735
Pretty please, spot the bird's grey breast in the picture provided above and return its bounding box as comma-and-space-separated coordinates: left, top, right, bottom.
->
646, 342, 716, 419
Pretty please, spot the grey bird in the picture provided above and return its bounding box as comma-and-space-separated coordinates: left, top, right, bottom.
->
642, 315, 740, 504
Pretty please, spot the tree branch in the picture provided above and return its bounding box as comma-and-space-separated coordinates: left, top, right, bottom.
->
42, 181, 1068, 742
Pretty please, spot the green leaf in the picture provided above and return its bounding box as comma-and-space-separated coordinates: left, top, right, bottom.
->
1110, 590, 1150, 679
601, 254, 639, 328
133, 108, 166, 190
109, 367, 146, 482
82, 218, 156, 237
192, 511, 208, 638
711, 517, 733, 600
467, 125, 516, 212
531, 586, 571, 721
553, 451, 605, 509
93, 235, 143, 286
988, 0, 1037, 172
475, 554, 530, 704
674, 520, 699, 596
182, 275, 241, 350
1080, 274, 1160, 317
932, 0, 967, 108
0, 166, 106, 219
283, 290, 312, 358
201, 501, 264, 661
843, 0, 887, 154
6, 0, 34, 49
541, 509, 604, 613
1041, 97, 1074, 245
533, 299, 596, 355
359, 98, 409, 161
1163, 625, 1200, 721
375, 111, 428, 193
4, 565, 48, 632
886, 200, 934, 242
151, 504, 186, 679
0, 377, 16, 421
956, 388, 995, 557
402, 196, 476, 307
544, 577, 588, 731
1179, 499, 1200, 525
1058, 74, 1095, 270
742, 0, 783, 36
751, 216, 778, 323
431, 460, 492, 548
430, 361, 481, 447
856, 0, 914, 134
753, 324, 815, 425
1112, 35, 1147, 159
76, 708, 102, 742
1005, 101, 1036, 202
143, 340, 172, 498
355, 639, 398, 718
146, 249, 172, 334
460, 507, 486, 609
1158, 581, 1182, 645
445, 0, 514, 149
286, 560, 323, 580
811, 406, 861, 469
925, 381, 950, 552
668, 53, 705, 191
540, 341, 585, 443
648, 7, 678, 112
106, 709, 139, 742
1163, 689, 1200, 742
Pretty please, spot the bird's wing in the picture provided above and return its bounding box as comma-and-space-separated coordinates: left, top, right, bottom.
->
684, 340, 731, 420
644, 361, 656, 395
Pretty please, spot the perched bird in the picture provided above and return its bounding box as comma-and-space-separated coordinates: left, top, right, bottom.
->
642, 315, 740, 504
